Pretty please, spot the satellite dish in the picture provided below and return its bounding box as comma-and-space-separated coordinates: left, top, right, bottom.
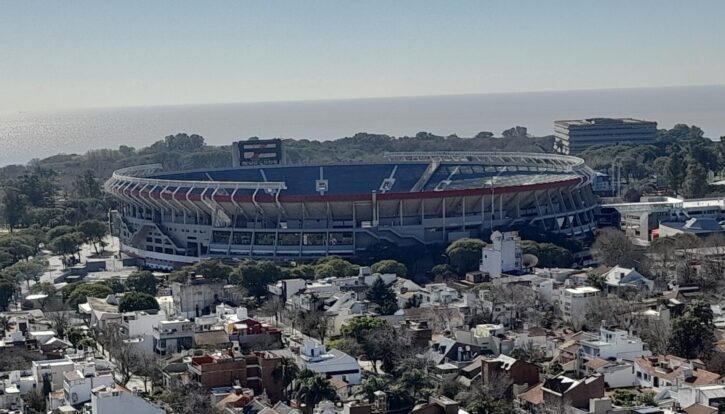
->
522, 253, 539, 269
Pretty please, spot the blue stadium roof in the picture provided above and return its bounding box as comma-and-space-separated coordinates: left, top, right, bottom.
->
150, 163, 579, 196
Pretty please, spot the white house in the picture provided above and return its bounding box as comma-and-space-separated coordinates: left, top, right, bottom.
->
32, 357, 75, 391
298, 341, 361, 385
63, 362, 114, 406
584, 358, 636, 388
579, 327, 651, 362
120, 311, 167, 354
634, 355, 720, 392
603, 266, 654, 293
559, 286, 600, 327
480, 231, 523, 278
91, 384, 165, 414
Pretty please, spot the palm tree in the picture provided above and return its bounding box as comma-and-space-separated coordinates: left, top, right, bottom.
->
357, 375, 390, 403
272, 357, 300, 402
294, 375, 336, 414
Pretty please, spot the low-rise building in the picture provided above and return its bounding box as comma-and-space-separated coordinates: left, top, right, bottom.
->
91, 384, 165, 414
119, 310, 167, 354
579, 327, 651, 362
634, 355, 720, 392
603, 266, 654, 293
152, 319, 194, 355
297, 341, 361, 385
63, 362, 114, 406
480, 231, 524, 278
559, 286, 600, 327
542, 374, 605, 411
188, 350, 283, 400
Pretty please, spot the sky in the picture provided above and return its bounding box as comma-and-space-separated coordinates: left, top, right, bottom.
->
0, 0, 724, 112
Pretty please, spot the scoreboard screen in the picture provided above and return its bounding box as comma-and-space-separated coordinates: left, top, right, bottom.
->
233, 139, 282, 166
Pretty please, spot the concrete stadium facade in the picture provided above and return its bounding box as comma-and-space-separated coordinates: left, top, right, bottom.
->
104, 152, 598, 269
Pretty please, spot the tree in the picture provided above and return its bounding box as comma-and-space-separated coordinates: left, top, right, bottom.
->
665, 150, 687, 193
47, 225, 76, 241
669, 301, 715, 359
295, 374, 337, 413
0, 277, 17, 311
118, 292, 160, 313
340, 316, 386, 342
230, 261, 284, 298
73, 170, 102, 199
1, 187, 26, 232
446, 238, 486, 275
191, 259, 234, 281
2, 257, 47, 288
272, 357, 299, 402
64, 283, 113, 306
125, 271, 158, 295
591, 228, 642, 269
682, 163, 708, 198
296, 309, 332, 344
371, 260, 407, 277
502, 126, 528, 138
28, 282, 56, 296
100, 277, 126, 294
78, 219, 107, 254
520, 240, 573, 268
97, 324, 136, 385
314, 256, 358, 279
50, 232, 84, 260
366, 277, 398, 315
24, 388, 46, 414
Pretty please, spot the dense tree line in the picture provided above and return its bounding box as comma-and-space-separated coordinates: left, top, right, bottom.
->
580, 124, 725, 198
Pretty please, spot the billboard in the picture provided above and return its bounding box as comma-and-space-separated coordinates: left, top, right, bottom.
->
233, 138, 282, 166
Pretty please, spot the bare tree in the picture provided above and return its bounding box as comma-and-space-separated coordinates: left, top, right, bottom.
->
96, 323, 136, 385
591, 228, 643, 269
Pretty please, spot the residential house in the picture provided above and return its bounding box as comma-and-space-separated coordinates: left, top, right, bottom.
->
559, 287, 600, 327
578, 327, 651, 363
152, 319, 194, 355
91, 384, 165, 414
634, 355, 720, 392
62, 362, 114, 406
481, 354, 539, 396
295, 341, 361, 385
542, 374, 605, 411
583, 358, 637, 388
603, 266, 655, 294
79, 296, 121, 330
188, 350, 283, 401
119, 310, 167, 354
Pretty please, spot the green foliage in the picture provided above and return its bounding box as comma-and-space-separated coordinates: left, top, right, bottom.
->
341, 316, 386, 342
682, 162, 709, 198
669, 301, 715, 359
28, 282, 56, 296
371, 259, 407, 277
1, 186, 27, 231
287, 264, 316, 280
100, 277, 126, 294
611, 389, 656, 407
190, 259, 234, 281
73, 170, 102, 199
0, 277, 17, 311
445, 238, 486, 275
231, 261, 284, 298
314, 256, 358, 279
294, 374, 337, 408
586, 273, 606, 291
520, 240, 573, 268
366, 277, 398, 315
47, 225, 77, 241
1, 256, 48, 287
50, 232, 84, 257
63, 283, 114, 306
125, 271, 158, 295
118, 292, 160, 313
78, 219, 108, 253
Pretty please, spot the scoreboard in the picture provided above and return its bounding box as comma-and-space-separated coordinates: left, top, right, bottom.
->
232, 138, 283, 166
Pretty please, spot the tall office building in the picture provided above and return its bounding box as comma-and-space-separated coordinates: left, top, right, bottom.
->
554, 118, 657, 154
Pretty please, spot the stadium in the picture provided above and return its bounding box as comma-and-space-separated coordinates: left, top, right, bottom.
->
105, 151, 598, 269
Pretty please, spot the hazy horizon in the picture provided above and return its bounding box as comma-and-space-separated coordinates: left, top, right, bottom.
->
2, 84, 724, 167
2, 1, 725, 113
